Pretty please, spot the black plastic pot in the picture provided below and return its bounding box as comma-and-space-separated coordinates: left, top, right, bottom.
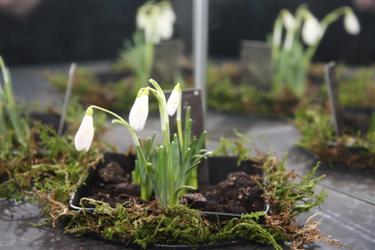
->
69, 153, 268, 248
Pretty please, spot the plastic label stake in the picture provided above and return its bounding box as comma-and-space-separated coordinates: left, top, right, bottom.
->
58, 63, 76, 136
325, 61, 343, 136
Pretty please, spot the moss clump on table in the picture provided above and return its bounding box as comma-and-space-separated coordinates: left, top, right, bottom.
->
0, 124, 102, 200
295, 107, 375, 169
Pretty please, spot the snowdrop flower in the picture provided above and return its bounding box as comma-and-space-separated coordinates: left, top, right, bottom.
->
344, 11, 360, 35
158, 2, 176, 40
302, 13, 322, 45
129, 88, 149, 131
75, 107, 94, 152
281, 10, 296, 30
136, 1, 176, 44
167, 83, 181, 116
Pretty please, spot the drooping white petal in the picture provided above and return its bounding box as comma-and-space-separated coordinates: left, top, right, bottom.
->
159, 7, 176, 40
158, 19, 174, 40
136, 1, 176, 44
281, 10, 296, 30
129, 94, 149, 131
272, 20, 283, 48
136, 11, 147, 30
344, 11, 360, 35
302, 14, 322, 45
74, 114, 94, 152
167, 84, 181, 116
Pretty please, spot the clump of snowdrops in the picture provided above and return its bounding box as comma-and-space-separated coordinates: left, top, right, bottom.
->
272, 5, 360, 97
74, 79, 209, 207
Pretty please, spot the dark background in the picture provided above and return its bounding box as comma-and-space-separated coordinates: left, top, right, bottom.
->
0, 0, 374, 65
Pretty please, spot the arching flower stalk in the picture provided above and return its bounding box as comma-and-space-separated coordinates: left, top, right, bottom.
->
271, 6, 360, 98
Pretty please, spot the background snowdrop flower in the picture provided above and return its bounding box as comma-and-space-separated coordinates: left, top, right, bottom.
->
129, 88, 149, 131
281, 10, 296, 30
302, 13, 322, 45
344, 11, 360, 35
74, 107, 94, 152
167, 83, 181, 116
136, 1, 175, 44
158, 3, 176, 40
272, 20, 283, 48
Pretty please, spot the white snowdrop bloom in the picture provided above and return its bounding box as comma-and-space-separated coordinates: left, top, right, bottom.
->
75, 108, 94, 152
281, 10, 296, 30
136, 1, 176, 44
344, 11, 360, 35
167, 83, 181, 116
129, 88, 149, 131
159, 5, 176, 40
272, 21, 283, 48
302, 13, 322, 45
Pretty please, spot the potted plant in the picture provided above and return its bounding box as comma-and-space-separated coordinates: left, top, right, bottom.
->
38, 79, 336, 249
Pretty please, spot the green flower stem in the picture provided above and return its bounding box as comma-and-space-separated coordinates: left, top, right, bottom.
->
143, 42, 154, 84
271, 13, 283, 62
0, 56, 28, 147
148, 79, 170, 146
176, 103, 183, 148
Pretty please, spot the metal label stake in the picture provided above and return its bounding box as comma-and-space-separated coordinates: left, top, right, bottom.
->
324, 61, 343, 136
193, 0, 209, 189
193, 0, 209, 113
58, 63, 76, 136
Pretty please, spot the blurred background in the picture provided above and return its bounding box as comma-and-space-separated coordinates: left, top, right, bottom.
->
0, 0, 374, 65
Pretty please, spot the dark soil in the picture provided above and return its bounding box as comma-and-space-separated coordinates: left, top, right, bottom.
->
85, 159, 264, 214
317, 144, 375, 170
183, 171, 263, 214
88, 161, 140, 205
